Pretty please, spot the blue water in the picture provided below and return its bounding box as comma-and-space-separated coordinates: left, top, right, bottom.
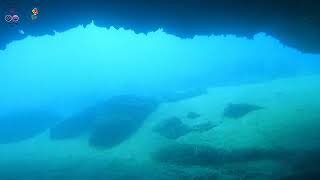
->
0, 23, 320, 179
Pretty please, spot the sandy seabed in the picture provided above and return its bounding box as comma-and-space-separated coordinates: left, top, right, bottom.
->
1, 75, 320, 180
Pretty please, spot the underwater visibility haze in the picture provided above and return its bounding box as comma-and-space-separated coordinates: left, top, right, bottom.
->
0, 22, 320, 179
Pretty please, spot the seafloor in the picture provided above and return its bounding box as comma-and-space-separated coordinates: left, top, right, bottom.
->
1, 75, 320, 180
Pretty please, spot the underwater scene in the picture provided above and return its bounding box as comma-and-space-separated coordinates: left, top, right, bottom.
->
0, 23, 320, 180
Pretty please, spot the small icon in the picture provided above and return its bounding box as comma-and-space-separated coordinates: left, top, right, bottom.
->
12, 15, 19, 23
31, 14, 38, 20
4, 15, 13, 23
31, 8, 39, 21
32, 8, 39, 16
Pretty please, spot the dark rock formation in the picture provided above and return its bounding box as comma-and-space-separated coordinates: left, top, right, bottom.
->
281, 170, 320, 180
292, 150, 320, 171
153, 117, 191, 139
50, 95, 159, 148
89, 116, 141, 148
0, 110, 60, 144
152, 143, 288, 166
191, 121, 216, 132
1, 1, 320, 53
50, 101, 112, 140
89, 95, 158, 148
49, 108, 96, 139
153, 117, 215, 139
187, 112, 201, 119
282, 149, 320, 180
223, 103, 263, 119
